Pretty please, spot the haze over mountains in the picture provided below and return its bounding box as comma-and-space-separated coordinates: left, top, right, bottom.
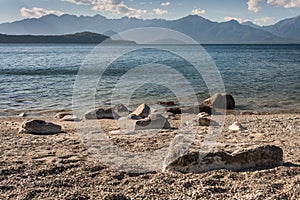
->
0, 14, 299, 44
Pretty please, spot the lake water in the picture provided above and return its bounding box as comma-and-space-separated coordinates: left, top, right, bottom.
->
0, 44, 299, 116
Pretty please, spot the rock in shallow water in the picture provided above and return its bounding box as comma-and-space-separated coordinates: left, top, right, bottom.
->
19, 120, 62, 135
163, 145, 283, 173
202, 93, 235, 110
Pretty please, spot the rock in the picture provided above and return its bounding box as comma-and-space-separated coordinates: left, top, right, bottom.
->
197, 112, 218, 126
148, 113, 171, 129
128, 113, 142, 120
85, 107, 115, 119
113, 104, 129, 117
55, 112, 72, 119
229, 122, 247, 132
60, 115, 80, 122
202, 93, 235, 110
118, 113, 170, 131
162, 112, 176, 120
166, 105, 213, 115
19, 120, 61, 135
164, 145, 283, 173
19, 112, 28, 117
157, 101, 175, 106
131, 104, 151, 118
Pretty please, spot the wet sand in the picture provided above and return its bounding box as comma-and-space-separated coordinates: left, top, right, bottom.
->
0, 113, 299, 199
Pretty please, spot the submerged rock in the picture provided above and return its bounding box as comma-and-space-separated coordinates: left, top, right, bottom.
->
163, 145, 283, 173
19, 120, 61, 135
202, 93, 235, 110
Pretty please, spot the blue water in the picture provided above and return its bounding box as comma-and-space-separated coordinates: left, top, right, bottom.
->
0, 44, 299, 115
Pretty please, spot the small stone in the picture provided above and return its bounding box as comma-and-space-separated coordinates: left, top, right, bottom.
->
54, 112, 72, 119
19, 120, 61, 135
229, 122, 247, 132
60, 115, 80, 122
19, 112, 28, 117
131, 104, 151, 118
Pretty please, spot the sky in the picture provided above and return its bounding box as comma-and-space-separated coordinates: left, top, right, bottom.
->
0, 0, 299, 25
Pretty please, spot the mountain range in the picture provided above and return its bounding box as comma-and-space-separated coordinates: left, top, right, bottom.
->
0, 14, 299, 44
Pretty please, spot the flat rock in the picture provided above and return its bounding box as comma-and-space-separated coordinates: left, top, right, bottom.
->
19, 120, 62, 135
197, 112, 218, 126
131, 104, 150, 118
163, 145, 283, 173
202, 93, 235, 110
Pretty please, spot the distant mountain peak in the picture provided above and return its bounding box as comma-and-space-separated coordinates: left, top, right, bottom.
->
0, 14, 298, 43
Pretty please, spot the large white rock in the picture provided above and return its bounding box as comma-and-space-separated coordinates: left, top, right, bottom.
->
163, 145, 283, 173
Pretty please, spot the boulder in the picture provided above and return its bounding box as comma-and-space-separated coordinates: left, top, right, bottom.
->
202, 93, 235, 110
85, 107, 115, 119
19, 120, 61, 135
229, 122, 247, 132
113, 104, 129, 117
131, 104, 150, 118
55, 112, 72, 119
163, 145, 283, 173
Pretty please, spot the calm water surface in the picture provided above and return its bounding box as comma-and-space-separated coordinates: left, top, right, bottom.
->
0, 44, 299, 115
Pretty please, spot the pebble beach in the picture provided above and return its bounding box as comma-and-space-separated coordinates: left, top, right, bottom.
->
1, 110, 299, 199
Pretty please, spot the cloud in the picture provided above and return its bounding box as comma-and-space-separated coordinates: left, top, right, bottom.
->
191, 8, 206, 15
20, 7, 64, 18
284, 0, 300, 8
161, 2, 171, 6
62, 0, 147, 17
247, 0, 261, 12
254, 17, 275, 25
224, 16, 246, 23
152, 8, 168, 15
248, 0, 300, 12
61, 0, 93, 5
